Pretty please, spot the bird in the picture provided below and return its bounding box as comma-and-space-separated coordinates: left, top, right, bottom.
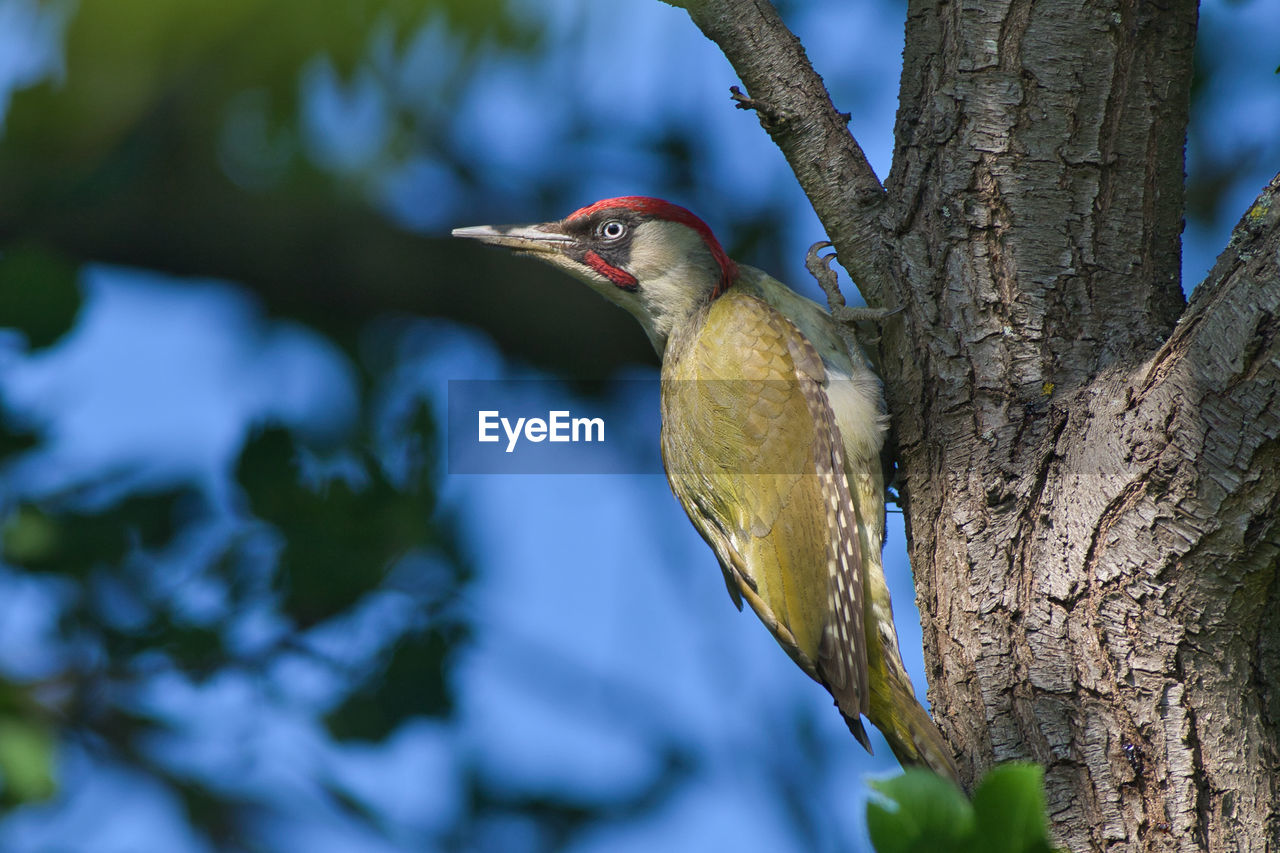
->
453, 196, 958, 780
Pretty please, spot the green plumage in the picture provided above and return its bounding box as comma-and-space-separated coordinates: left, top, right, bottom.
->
660, 289, 871, 737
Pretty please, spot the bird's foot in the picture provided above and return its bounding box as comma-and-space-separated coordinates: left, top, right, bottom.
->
805, 241, 901, 332
805, 240, 845, 308
833, 305, 901, 325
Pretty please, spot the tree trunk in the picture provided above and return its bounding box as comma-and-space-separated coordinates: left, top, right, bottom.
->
671, 0, 1280, 849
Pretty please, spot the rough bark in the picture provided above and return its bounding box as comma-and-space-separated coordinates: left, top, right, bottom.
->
674, 0, 1280, 850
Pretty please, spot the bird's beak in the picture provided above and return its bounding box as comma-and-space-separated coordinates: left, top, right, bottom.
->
451, 222, 575, 255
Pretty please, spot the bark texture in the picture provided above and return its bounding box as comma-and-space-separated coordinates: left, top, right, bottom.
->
674, 0, 1280, 850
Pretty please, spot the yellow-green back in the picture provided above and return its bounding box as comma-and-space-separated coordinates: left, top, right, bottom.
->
659, 289, 869, 721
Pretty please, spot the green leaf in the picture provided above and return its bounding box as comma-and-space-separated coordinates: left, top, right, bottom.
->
237, 427, 443, 627
0, 418, 40, 463
324, 624, 464, 740
3, 0, 539, 171
0, 244, 81, 350
1, 506, 60, 565
868, 764, 1057, 853
4, 490, 195, 576
867, 769, 973, 853
0, 716, 58, 806
971, 763, 1054, 853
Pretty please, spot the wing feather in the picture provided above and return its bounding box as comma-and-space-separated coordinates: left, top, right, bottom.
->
660, 290, 870, 723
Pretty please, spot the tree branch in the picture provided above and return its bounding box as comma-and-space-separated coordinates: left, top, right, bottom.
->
1038, 172, 1280, 845
664, 0, 896, 307
1146, 171, 1280, 395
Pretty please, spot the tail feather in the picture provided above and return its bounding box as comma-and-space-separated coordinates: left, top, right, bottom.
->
871, 677, 960, 783
842, 710, 874, 753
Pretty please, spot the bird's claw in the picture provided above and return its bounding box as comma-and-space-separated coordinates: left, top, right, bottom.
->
805, 241, 844, 308
806, 241, 902, 346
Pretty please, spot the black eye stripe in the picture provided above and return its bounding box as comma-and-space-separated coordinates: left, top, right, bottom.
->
561, 209, 638, 280
564, 209, 639, 239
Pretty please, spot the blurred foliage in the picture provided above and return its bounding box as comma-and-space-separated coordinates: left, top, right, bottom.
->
0, 716, 56, 806
0, 0, 583, 372
0, 418, 38, 463
238, 426, 440, 627
0, 0, 659, 376
4, 0, 535, 168
867, 764, 1056, 853
4, 492, 192, 578
0, 682, 57, 808
325, 624, 460, 740
0, 0, 673, 845
0, 395, 473, 828
0, 243, 82, 350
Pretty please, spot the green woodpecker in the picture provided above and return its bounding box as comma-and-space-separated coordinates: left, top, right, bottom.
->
453, 196, 957, 779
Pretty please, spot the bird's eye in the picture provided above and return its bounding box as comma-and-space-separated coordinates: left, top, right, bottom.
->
599, 220, 627, 241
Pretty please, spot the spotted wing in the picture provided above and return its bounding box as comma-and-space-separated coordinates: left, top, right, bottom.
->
660, 290, 870, 730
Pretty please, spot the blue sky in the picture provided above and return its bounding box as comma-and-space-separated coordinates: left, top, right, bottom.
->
1, 0, 1278, 850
